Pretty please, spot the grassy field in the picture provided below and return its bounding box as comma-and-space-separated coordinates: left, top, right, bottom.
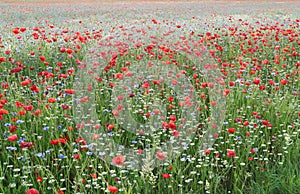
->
0, 1, 299, 194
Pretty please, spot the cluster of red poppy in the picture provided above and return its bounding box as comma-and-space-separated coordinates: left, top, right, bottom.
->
0, 2, 299, 193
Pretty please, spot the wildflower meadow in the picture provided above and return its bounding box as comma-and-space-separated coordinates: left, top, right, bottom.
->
0, 1, 299, 193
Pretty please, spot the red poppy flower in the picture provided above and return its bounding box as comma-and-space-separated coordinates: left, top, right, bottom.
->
210, 101, 217, 106
227, 150, 236, 158
168, 121, 176, 130
79, 96, 89, 103
26, 188, 39, 194
20, 142, 34, 149
24, 105, 34, 111
12, 118, 18, 122
73, 154, 80, 160
1, 82, 9, 89
244, 121, 249, 126
162, 173, 171, 178
8, 134, 18, 142
50, 139, 59, 145
12, 28, 19, 34
9, 126, 17, 133
204, 149, 211, 155
262, 120, 269, 125
30, 85, 39, 93
223, 88, 230, 96
227, 128, 235, 133
262, 59, 269, 65
107, 124, 114, 130
0, 109, 9, 114
269, 80, 275, 85
58, 138, 66, 144
58, 190, 64, 194
90, 173, 97, 179
172, 130, 180, 138
48, 98, 56, 103
259, 85, 265, 91
36, 176, 43, 182
65, 89, 76, 94
280, 79, 287, 85
253, 78, 260, 85
156, 152, 165, 161
112, 155, 125, 166
17, 110, 27, 116
0, 57, 6, 63
115, 73, 124, 80
61, 104, 70, 110
137, 149, 143, 154
229, 81, 235, 87
20, 27, 26, 32
168, 96, 173, 102
169, 115, 176, 121
39, 56, 45, 62
33, 109, 42, 116
108, 185, 118, 193
66, 49, 73, 54
213, 133, 219, 138
152, 19, 158, 24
